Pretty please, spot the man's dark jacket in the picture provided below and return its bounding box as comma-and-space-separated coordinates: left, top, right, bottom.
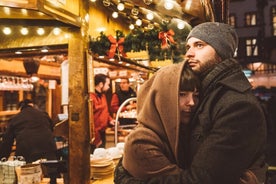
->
0, 106, 57, 163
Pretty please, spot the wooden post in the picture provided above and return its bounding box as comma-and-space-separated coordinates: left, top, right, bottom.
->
67, 0, 90, 183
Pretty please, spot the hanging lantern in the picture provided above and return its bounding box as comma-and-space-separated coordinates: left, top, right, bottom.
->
23, 58, 40, 82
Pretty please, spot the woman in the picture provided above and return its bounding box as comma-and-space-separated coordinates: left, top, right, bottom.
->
116, 61, 200, 180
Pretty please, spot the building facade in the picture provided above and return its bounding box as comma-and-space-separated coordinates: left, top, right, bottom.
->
229, 0, 276, 88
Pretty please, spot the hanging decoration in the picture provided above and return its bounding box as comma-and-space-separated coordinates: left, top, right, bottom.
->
124, 28, 147, 52
158, 29, 176, 49
89, 32, 110, 56
89, 24, 190, 64
107, 30, 127, 58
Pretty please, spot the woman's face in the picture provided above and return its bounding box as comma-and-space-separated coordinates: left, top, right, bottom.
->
179, 90, 199, 124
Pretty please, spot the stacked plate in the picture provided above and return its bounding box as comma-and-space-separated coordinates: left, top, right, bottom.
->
90, 156, 115, 179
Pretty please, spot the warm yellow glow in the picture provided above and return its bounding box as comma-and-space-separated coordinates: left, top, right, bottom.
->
146, 12, 154, 20
3, 7, 10, 15
117, 2, 125, 11
177, 21, 185, 30
112, 12, 119, 18
3, 27, 11, 35
136, 19, 142, 26
184, 0, 192, 10
20, 27, 29, 35
37, 28, 45, 35
41, 47, 49, 53
96, 27, 107, 32
53, 27, 61, 35
129, 24, 135, 30
164, 0, 174, 10
15, 51, 23, 55
21, 9, 28, 15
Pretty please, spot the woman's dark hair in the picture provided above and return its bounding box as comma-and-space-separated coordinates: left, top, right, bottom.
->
94, 73, 109, 86
180, 62, 200, 91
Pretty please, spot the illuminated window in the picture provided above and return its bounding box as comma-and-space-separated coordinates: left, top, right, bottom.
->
228, 14, 236, 27
272, 6, 276, 36
246, 38, 258, 56
245, 12, 257, 26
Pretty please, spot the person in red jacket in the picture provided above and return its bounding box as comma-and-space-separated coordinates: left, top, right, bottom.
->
90, 73, 115, 151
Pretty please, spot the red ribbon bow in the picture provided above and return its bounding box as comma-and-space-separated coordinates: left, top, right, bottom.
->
107, 35, 127, 58
158, 29, 176, 49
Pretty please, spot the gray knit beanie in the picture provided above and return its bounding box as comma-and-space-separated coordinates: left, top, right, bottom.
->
186, 22, 239, 60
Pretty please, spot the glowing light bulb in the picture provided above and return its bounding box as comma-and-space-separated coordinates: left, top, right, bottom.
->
117, 2, 125, 11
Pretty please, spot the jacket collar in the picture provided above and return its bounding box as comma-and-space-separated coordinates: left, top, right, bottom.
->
200, 58, 251, 98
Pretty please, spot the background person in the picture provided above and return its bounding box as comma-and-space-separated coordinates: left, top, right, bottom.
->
90, 73, 115, 151
114, 61, 200, 180
0, 99, 57, 163
110, 77, 137, 114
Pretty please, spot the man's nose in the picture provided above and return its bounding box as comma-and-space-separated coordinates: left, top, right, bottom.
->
185, 47, 195, 57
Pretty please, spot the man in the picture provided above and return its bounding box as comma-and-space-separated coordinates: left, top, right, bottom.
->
90, 73, 115, 151
0, 99, 57, 163
114, 22, 267, 184
110, 78, 137, 114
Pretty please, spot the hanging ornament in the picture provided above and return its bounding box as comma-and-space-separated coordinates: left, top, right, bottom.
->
103, 0, 111, 7
143, 0, 153, 5
131, 6, 139, 16
107, 35, 127, 58
158, 29, 176, 49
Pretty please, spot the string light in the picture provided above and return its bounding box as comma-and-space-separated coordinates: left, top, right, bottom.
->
129, 24, 135, 30
112, 12, 119, 18
177, 21, 185, 30
117, 2, 125, 11
146, 12, 154, 20
20, 27, 29, 35
37, 28, 45, 35
53, 27, 61, 35
135, 19, 142, 26
3, 27, 11, 35
164, 0, 174, 10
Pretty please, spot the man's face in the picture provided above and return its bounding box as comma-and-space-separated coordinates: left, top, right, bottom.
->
185, 37, 221, 74
102, 78, 110, 92
119, 79, 130, 91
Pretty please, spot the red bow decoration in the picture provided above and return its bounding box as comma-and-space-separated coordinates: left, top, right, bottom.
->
158, 29, 176, 49
107, 35, 127, 58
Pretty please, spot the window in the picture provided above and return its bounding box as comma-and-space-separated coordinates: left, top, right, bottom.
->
272, 6, 276, 36
245, 12, 257, 26
246, 38, 258, 56
229, 14, 236, 27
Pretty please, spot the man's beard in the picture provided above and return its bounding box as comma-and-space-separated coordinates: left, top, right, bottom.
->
193, 54, 221, 75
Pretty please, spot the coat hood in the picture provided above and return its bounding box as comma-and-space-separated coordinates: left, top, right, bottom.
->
137, 61, 186, 160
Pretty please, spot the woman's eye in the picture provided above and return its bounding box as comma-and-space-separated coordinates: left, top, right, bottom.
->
179, 93, 186, 97
193, 92, 199, 97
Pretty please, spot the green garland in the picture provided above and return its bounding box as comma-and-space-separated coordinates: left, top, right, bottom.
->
89, 25, 191, 63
